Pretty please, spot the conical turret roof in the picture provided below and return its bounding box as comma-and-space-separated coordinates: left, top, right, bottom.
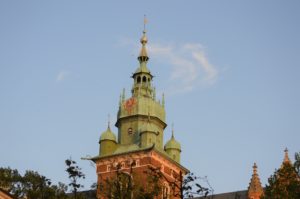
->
100, 123, 116, 142
164, 128, 181, 151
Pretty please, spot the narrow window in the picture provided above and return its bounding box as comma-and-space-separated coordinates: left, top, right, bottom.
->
161, 165, 164, 172
162, 183, 170, 199
137, 76, 141, 83
143, 76, 147, 82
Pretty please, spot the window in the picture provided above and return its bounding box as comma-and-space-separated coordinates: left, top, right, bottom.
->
121, 162, 125, 169
143, 76, 147, 82
136, 160, 140, 167
137, 76, 141, 83
162, 183, 170, 199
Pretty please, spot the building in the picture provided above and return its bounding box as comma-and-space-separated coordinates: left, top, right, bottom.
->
88, 28, 188, 199
0, 188, 15, 199
85, 25, 296, 199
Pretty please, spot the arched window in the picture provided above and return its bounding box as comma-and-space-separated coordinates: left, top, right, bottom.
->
121, 162, 125, 169
137, 76, 141, 83
148, 78, 150, 82
135, 159, 140, 167
142, 76, 147, 82
162, 183, 170, 199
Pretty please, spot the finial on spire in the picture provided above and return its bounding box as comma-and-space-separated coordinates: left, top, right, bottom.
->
143, 14, 148, 33
107, 114, 111, 129
122, 88, 126, 102
253, 163, 257, 174
119, 94, 122, 107
162, 93, 165, 107
138, 16, 149, 63
171, 123, 174, 138
283, 147, 291, 164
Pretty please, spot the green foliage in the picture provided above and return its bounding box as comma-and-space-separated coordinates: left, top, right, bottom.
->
294, 152, 300, 175
0, 167, 68, 199
98, 162, 212, 199
167, 172, 211, 199
98, 163, 163, 199
65, 158, 85, 199
0, 167, 22, 197
262, 161, 300, 199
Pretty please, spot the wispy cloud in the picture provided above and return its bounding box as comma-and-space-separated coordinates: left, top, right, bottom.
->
149, 42, 218, 95
56, 70, 70, 82
119, 37, 219, 95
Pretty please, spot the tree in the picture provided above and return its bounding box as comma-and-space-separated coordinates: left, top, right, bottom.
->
0, 167, 68, 199
262, 161, 300, 199
294, 152, 300, 175
98, 162, 165, 199
65, 158, 85, 199
97, 162, 212, 199
0, 167, 22, 197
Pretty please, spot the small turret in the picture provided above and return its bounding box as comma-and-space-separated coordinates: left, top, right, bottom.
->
99, 122, 117, 156
164, 125, 181, 163
247, 163, 264, 199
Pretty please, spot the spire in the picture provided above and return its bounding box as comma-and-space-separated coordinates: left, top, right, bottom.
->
107, 114, 111, 129
248, 163, 264, 199
171, 123, 175, 138
122, 88, 125, 102
253, 162, 258, 174
283, 147, 292, 165
119, 94, 122, 107
138, 15, 149, 63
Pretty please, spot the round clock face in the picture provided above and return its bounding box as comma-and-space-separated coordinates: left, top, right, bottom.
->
128, 128, 133, 135
124, 97, 136, 114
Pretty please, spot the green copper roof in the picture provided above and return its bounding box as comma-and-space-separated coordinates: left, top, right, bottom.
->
113, 144, 140, 154
165, 134, 181, 151
134, 63, 151, 74
100, 126, 116, 142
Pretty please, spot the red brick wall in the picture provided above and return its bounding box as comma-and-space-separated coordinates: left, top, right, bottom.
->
95, 150, 185, 199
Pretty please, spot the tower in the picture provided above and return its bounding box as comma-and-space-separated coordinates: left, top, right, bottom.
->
247, 163, 263, 199
89, 24, 189, 199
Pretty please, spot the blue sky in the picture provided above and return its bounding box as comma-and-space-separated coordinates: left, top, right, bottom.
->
0, 0, 299, 194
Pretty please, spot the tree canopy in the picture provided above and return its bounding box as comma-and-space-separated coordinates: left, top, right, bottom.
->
262, 152, 300, 199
